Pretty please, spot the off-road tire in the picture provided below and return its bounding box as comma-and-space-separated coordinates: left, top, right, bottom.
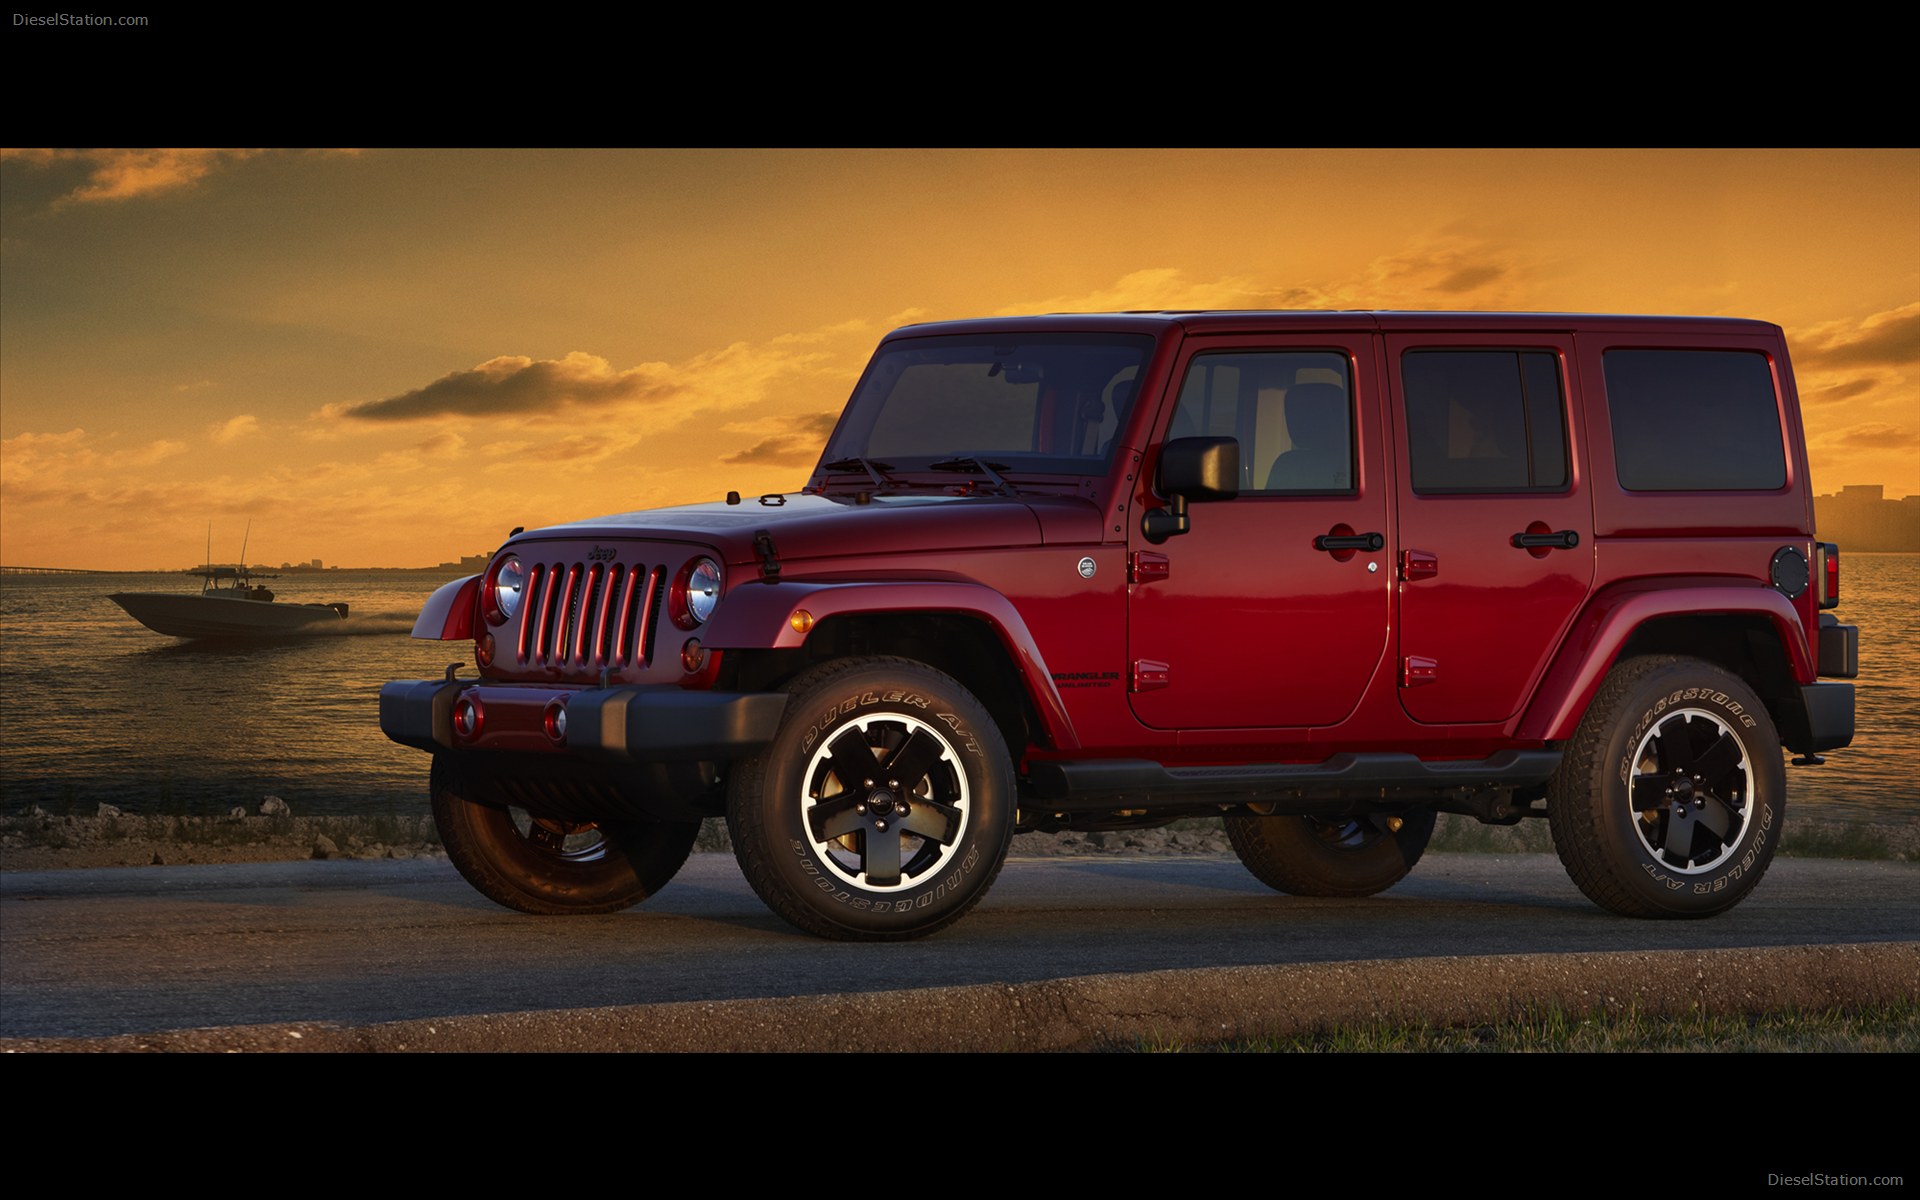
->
1548, 655, 1783, 918
1223, 808, 1436, 897
431, 754, 699, 916
726, 657, 1015, 940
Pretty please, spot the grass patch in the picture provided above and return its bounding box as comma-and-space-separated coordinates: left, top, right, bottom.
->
1133, 1000, 1920, 1053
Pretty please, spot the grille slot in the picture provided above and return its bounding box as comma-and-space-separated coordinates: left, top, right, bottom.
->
514, 560, 656, 672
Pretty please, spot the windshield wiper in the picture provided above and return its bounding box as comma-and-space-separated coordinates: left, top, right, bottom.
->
821, 457, 898, 489
930, 456, 1019, 496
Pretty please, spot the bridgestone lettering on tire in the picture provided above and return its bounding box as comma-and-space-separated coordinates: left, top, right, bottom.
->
1224, 809, 1436, 897
431, 754, 699, 916
726, 657, 1015, 940
1548, 656, 1784, 918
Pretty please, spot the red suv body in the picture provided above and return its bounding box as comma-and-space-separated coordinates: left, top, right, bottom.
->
382, 312, 1859, 938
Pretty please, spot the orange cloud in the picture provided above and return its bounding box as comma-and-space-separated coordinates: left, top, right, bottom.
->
208, 414, 260, 444
3, 148, 263, 203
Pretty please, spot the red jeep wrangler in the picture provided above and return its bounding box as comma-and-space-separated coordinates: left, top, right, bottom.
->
382, 312, 1859, 939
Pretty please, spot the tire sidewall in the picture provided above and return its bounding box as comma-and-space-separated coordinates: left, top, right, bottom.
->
431, 755, 693, 914
752, 665, 1013, 937
1592, 668, 1783, 915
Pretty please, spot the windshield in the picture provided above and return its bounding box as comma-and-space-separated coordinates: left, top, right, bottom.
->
821, 333, 1154, 477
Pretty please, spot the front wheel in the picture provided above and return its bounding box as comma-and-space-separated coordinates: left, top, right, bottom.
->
1548, 656, 1783, 918
1223, 809, 1435, 897
727, 657, 1015, 940
431, 755, 699, 915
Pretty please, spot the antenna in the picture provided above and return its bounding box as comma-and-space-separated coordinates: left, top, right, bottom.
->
205, 522, 212, 574
239, 519, 251, 578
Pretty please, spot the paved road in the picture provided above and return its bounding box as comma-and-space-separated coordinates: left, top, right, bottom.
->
3, 852, 1915, 1040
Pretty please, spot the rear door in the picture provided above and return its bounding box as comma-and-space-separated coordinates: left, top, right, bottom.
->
1386, 333, 1595, 724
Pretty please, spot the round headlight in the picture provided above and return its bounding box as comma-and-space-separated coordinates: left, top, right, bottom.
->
485, 555, 525, 625
671, 557, 722, 628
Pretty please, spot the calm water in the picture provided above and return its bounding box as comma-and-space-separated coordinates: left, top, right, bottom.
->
1, 559, 1914, 822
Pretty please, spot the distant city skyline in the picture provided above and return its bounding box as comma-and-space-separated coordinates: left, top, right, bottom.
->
4, 149, 1914, 570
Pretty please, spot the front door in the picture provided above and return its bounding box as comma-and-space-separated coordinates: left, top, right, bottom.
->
1127, 335, 1391, 730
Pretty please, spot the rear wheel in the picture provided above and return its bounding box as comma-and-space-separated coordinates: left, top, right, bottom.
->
1224, 808, 1435, 897
727, 657, 1014, 940
431, 754, 699, 915
1548, 656, 1783, 918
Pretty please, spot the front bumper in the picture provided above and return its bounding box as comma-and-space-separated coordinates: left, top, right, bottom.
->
379, 679, 788, 762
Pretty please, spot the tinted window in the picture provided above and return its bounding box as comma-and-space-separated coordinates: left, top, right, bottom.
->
1171, 351, 1354, 494
1402, 350, 1569, 493
827, 334, 1152, 476
1605, 350, 1785, 491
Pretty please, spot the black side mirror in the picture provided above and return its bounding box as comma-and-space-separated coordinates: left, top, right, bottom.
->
1143, 436, 1239, 543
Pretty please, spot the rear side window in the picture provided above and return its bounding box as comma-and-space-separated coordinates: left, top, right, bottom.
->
1605, 350, 1785, 491
1401, 350, 1568, 493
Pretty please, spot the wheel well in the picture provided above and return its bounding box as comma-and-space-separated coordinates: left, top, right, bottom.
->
1614, 613, 1797, 727
724, 613, 1039, 757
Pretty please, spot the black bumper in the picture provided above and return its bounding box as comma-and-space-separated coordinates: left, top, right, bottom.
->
379, 679, 788, 761
1781, 681, 1855, 755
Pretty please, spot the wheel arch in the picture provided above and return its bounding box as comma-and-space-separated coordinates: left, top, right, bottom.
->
1517, 584, 1815, 745
703, 580, 1077, 755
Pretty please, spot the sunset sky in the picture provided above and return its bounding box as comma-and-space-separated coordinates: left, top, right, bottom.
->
2, 148, 1914, 571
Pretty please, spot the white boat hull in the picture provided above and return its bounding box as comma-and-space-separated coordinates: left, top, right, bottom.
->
109, 592, 347, 639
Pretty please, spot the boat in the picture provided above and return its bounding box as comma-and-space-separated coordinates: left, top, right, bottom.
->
109, 566, 349, 639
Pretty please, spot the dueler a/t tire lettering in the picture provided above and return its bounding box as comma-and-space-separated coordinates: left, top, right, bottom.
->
1548, 655, 1784, 918
431, 754, 700, 916
726, 657, 1015, 941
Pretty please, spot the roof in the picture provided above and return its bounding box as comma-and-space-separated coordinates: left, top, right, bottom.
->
883, 311, 1781, 339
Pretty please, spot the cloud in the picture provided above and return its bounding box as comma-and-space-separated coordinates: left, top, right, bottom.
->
996, 268, 1273, 315
1794, 303, 1920, 370
719, 412, 840, 466
1808, 379, 1877, 404
1, 148, 356, 205
335, 351, 683, 421
4, 148, 261, 203
1825, 422, 1919, 450
208, 414, 260, 444
333, 325, 861, 427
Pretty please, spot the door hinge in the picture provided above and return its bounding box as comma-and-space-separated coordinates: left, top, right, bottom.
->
1130, 659, 1171, 692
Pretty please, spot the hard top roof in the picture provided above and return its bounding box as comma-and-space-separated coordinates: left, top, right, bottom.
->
882, 311, 1781, 338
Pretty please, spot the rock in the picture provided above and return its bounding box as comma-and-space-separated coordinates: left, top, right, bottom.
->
311, 834, 339, 859
259, 796, 290, 816
97, 803, 123, 818
226, 807, 247, 821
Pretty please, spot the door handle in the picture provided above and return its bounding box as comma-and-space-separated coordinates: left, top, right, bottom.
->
1315, 531, 1385, 552
1510, 529, 1580, 550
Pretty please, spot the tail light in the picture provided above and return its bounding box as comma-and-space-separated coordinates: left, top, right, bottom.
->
1815, 542, 1840, 609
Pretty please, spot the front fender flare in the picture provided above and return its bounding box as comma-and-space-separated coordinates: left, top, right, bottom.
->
702, 580, 1079, 750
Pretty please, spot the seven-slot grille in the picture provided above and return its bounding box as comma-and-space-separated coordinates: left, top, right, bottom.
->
515, 560, 664, 671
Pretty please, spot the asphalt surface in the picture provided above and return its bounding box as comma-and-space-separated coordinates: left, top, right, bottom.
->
3, 851, 1915, 1050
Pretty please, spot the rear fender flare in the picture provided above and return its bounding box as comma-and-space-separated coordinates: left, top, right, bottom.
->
1516, 584, 1814, 743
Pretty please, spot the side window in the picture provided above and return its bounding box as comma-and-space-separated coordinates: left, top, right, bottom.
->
1604, 350, 1785, 491
1402, 350, 1569, 493
1170, 351, 1354, 494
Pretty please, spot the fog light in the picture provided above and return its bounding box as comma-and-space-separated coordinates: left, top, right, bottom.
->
789, 609, 814, 634
543, 700, 568, 744
681, 638, 706, 673
452, 695, 484, 740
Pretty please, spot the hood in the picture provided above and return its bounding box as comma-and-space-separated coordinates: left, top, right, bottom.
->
517, 492, 1105, 566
